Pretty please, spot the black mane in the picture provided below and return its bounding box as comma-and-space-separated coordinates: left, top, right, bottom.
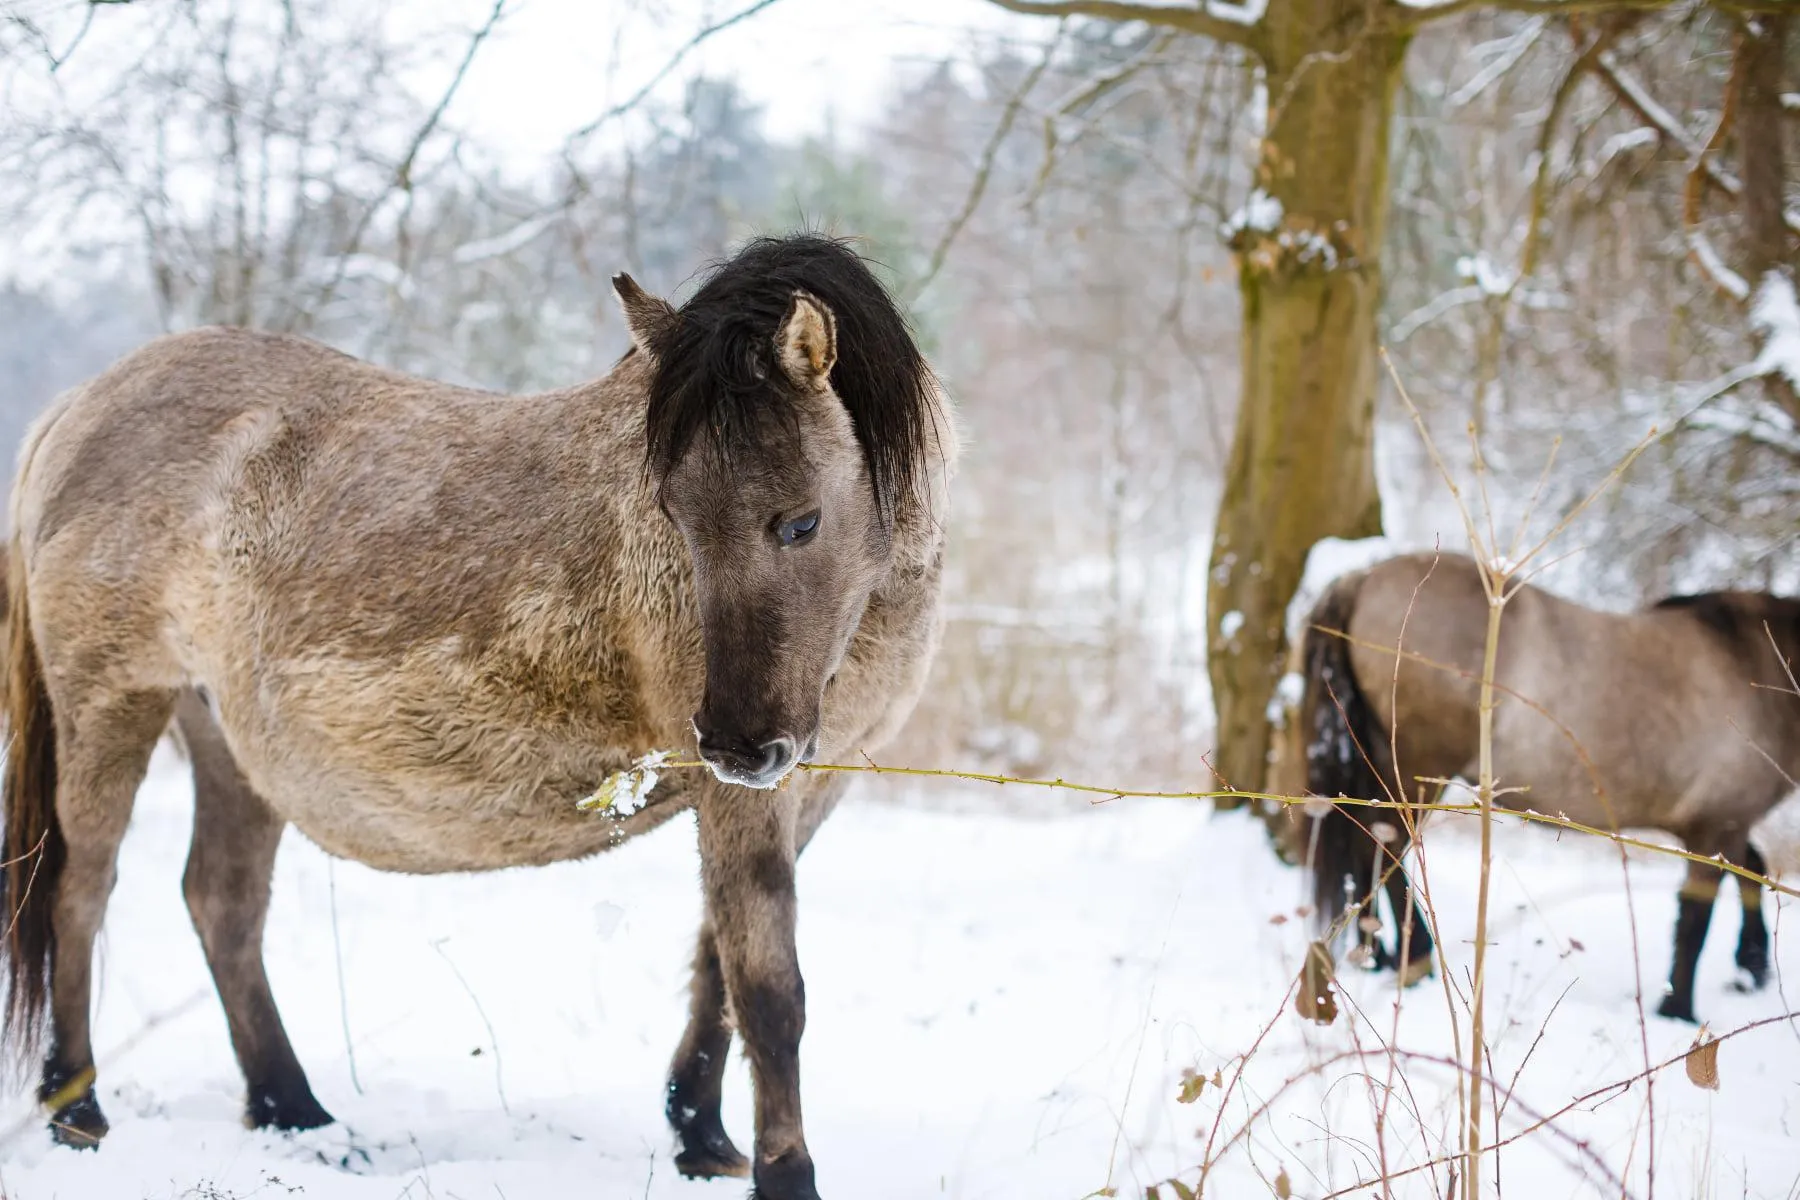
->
1653, 590, 1800, 647
643, 234, 936, 524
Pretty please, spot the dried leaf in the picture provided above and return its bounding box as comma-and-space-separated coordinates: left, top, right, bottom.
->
1145, 1187, 1161, 1200
1295, 940, 1339, 1025
1358, 915, 1382, 934
1568, 937, 1585, 952
1170, 1182, 1197, 1200
1268, 912, 1289, 926
1177, 1069, 1208, 1104
1685, 1026, 1720, 1091
1211, 1069, 1223, 1088
1274, 1165, 1292, 1198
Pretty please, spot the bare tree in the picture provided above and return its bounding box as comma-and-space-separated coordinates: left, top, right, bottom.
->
982, 0, 1793, 800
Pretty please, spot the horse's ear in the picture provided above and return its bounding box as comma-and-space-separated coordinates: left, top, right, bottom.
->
776, 290, 837, 387
612, 273, 676, 356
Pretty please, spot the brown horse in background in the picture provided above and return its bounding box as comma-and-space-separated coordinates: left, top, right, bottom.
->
2, 234, 955, 1200
1290, 552, 1799, 1023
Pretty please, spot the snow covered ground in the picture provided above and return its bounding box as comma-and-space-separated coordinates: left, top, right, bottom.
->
1, 745, 1797, 1199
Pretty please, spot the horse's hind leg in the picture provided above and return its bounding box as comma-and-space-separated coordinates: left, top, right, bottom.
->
1731, 843, 1770, 992
1657, 854, 1727, 1023
668, 779, 843, 1184
1380, 856, 1435, 988
175, 692, 332, 1131
40, 688, 175, 1148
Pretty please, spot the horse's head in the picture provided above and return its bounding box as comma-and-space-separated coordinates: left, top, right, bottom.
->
617, 236, 936, 789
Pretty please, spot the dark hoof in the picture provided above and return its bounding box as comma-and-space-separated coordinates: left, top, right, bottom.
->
673, 1115, 749, 1179
48, 1090, 109, 1149
752, 1151, 820, 1200
247, 1087, 336, 1132
1397, 955, 1435, 989
670, 1090, 748, 1179
1655, 993, 1698, 1023
1733, 960, 1770, 993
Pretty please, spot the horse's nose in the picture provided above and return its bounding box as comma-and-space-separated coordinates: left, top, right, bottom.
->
695, 726, 799, 789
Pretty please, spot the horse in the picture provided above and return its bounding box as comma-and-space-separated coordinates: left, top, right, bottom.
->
1287, 551, 1799, 1024
1, 233, 956, 1200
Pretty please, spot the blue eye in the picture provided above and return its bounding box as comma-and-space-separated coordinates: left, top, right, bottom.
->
778, 511, 820, 546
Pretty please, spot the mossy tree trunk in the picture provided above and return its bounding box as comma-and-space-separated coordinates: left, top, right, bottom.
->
1207, 7, 1409, 798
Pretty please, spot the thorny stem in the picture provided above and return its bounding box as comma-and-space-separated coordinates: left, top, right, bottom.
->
1464, 570, 1505, 1200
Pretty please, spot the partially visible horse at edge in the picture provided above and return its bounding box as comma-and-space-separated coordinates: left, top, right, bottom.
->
2, 233, 956, 1200
1285, 551, 1799, 1024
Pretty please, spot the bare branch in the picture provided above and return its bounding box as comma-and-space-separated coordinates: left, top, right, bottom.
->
309, 0, 509, 322
982, 0, 1267, 57
1593, 49, 1800, 240
911, 28, 1064, 301
565, 0, 785, 146
1396, 0, 1782, 23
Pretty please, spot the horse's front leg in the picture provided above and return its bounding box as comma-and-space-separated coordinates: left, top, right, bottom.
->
693, 782, 819, 1200
667, 919, 746, 1179
669, 779, 845, 1182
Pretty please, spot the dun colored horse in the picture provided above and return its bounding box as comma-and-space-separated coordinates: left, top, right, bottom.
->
2, 234, 955, 1200
1293, 552, 1799, 1023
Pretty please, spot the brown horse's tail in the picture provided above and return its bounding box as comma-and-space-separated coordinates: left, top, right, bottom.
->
1297, 574, 1389, 940
3, 533, 61, 1078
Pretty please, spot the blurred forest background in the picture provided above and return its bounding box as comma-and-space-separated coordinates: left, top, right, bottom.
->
1, 0, 1794, 795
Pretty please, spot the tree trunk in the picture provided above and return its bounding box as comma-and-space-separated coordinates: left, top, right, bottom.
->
1737, 10, 1797, 421
1207, 6, 1410, 799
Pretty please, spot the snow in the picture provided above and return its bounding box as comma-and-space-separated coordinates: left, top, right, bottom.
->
1265, 670, 1306, 725
1218, 609, 1244, 640
1202, 0, 1268, 26
575, 751, 672, 817
2, 747, 1798, 1197
1751, 272, 1800, 392
1689, 232, 1752, 303
1221, 189, 1283, 241
1456, 251, 1516, 298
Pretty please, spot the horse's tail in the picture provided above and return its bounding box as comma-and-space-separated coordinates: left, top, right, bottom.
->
3, 530, 61, 1076
1297, 573, 1389, 939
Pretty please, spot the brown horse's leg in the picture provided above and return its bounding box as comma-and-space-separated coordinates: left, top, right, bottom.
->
669, 779, 843, 1183
1380, 857, 1435, 988
667, 918, 743, 1178
174, 693, 332, 1132
41, 688, 175, 1148
691, 783, 819, 1200
1731, 843, 1770, 992
1657, 856, 1725, 1023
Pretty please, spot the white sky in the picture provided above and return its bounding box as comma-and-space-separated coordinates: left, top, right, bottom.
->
403, 0, 1044, 163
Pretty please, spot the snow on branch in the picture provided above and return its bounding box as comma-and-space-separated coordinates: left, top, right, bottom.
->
1396, 0, 1685, 23
982, 0, 1267, 53
1752, 274, 1800, 394
1595, 50, 1800, 240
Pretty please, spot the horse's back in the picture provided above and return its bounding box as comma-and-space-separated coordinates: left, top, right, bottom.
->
1346, 552, 1786, 830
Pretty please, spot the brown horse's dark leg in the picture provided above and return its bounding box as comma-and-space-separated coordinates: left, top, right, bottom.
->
40, 689, 174, 1148
174, 693, 331, 1132
667, 918, 743, 1179
1380, 856, 1435, 987
689, 784, 819, 1200
1731, 843, 1770, 992
669, 780, 842, 1184
1657, 858, 1725, 1023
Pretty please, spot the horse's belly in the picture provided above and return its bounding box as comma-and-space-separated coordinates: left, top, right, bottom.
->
215, 686, 686, 874
277, 782, 685, 873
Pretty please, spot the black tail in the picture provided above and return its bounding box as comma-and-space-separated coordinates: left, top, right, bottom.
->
3, 535, 62, 1080
1298, 576, 1392, 941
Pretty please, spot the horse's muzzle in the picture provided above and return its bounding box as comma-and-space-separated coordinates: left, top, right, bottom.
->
695, 727, 801, 790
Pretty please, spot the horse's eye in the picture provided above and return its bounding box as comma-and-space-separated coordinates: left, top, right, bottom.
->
777, 510, 820, 546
